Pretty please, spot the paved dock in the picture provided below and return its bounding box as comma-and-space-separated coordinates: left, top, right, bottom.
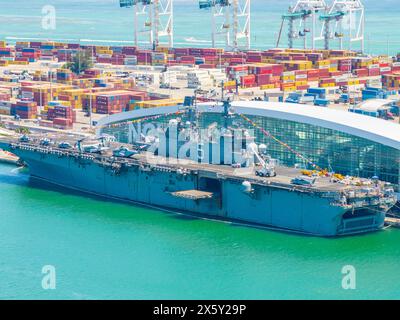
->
0, 149, 19, 165
385, 216, 400, 228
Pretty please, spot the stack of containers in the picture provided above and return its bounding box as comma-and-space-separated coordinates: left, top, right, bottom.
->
52, 103, 75, 129
392, 62, 400, 73
173, 48, 190, 59
0, 46, 12, 58
307, 88, 326, 99
81, 93, 98, 113
58, 89, 86, 109
249, 63, 283, 88
223, 80, 237, 91
21, 48, 41, 62
0, 91, 11, 101
131, 98, 183, 110
337, 58, 352, 72
187, 70, 213, 88
95, 91, 133, 114
207, 69, 227, 85
294, 70, 309, 90
284, 60, 313, 71
368, 63, 381, 77
179, 56, 196, 65
379, 62, 392, 75
136, 50, 152, 65
226, 65, 248, 81
319, 77, 336, 88
382, 74, 400, 90
15, 42, 30, 50
40, 42, 55, 58
160, 71, 179, 86
11, 100, 38, 119
122, 46, 137, 55
57, 49, 77, 62
128, 90, 149, 110
246, 52, 262, 63
95, 47, 112, 64
362, 87, 387, 100
21, 85, 48, 106
57, 69, 74, 83
111, 53, 125, 65
152, 52, 167, 66
353, 68, 369, 77
84, 69, 101, 78
0, 101, 12, 115
240, 74, 256, 88
124, 55, 137, 65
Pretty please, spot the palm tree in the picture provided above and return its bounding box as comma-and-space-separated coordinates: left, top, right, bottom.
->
64, 50, 93, 75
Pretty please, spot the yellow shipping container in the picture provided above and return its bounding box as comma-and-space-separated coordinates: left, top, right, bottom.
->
9, 61, 29, 65
316, 59, 331, 67
224, 80, 236, 88
130, 98, 183, 110
156, 46, 170, 54
283, 75, 295, 81
97, 49, 113, 55
96, 46, 110, 51
320, 83, 335, 88
260, 84, 275, 90
282, 86, 296, 92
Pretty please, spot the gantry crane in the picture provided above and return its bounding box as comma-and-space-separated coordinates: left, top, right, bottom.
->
119, 0, 174, 48
319, 0, 364, 51
277, 0, 327, 50
199, 0, 251, 50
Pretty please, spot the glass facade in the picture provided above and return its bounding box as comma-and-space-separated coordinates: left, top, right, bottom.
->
100, 111, 400, 187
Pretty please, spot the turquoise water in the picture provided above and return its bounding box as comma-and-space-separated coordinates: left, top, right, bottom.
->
0, 162, 400, 300
0, 0, 399, 55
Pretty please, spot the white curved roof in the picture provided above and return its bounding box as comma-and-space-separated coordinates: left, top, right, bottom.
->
96, 101, 400, 150
357, 99, 395, 112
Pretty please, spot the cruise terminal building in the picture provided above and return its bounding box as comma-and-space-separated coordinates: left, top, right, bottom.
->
97, 101, 400, 190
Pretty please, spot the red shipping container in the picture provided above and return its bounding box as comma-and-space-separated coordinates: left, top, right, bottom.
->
271, 64, 284, 76
241, 74, 256, 85
256, 74, 271, 85
354, 68, 368, 77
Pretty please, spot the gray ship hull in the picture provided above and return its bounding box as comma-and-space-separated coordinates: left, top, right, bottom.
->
6, 145, 390, 237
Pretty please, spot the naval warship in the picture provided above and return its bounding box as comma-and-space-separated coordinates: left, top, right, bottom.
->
0, 100, 396, 237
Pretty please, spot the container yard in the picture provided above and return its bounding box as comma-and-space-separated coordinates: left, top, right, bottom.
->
0, 40, 399, 133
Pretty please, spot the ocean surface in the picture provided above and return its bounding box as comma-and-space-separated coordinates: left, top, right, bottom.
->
0, 163, 400, 300
0, 0, 399, 55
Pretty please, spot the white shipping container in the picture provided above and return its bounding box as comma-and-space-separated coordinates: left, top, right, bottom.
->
21, 91, 34, 99
295, 74, 307, 80
368, 64, 380, 69
282, 71, 295, 76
